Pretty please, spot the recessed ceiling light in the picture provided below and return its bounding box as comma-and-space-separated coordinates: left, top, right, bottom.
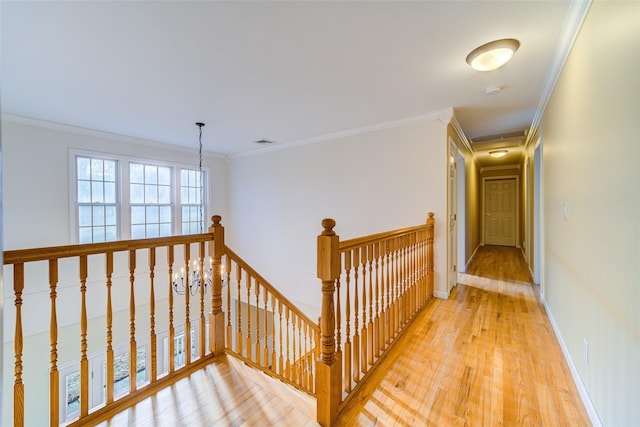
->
466, 38, 520, 71
489, 150, 508, 158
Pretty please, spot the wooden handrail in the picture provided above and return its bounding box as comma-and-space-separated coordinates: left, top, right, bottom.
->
224, 246, 319, 331
338, 223, 430, 251
3, 233, 213, 264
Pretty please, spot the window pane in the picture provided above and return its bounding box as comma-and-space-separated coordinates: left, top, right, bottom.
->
105, 226, 117, 241
158, 185, 170, 204
79, 205, 92, 226
130, 184, 144, 204
105, 205, 117, 225
146, 224, 159, 238
158, 167, 171, 185
181, 187, 189, 204
130, 163, 144, 184
104, 182, 116, 203
131, 206, 145, 224
113, 352, 129, 398
182, 205, 189, 220
65, 371, 80, 421
189, 170, 197, 186
145, 165, 157, 184
190, 222, 199, 234
191, 206, 199, 221
79, 227, 92, 244
146, 206, 159, 223
160, 205, 171, 222
77, 158, 90, 180
160, 223, 172, 237
93, 227, 105, 242
91, 159, 104, 181
78, 181, 91, 203
93, 206, 105, 226
145, 185, 158, 203
104, 160, 116, 182
131, 224, 145, 239
92, 182, 104, 203
181, 169, 188, 184
182, 223, 189, 235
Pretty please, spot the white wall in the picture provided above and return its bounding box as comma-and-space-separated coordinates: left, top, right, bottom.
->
226, 118, 447, 310
542, 1, 639, 425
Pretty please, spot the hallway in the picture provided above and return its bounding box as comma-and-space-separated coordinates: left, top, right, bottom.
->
336, 245, 590, 426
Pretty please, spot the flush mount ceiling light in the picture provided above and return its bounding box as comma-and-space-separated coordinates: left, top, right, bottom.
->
466, 38, 520, 71
489, 150, 508, 158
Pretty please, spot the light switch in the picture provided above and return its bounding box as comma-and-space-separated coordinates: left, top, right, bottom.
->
563, 201, 568, 220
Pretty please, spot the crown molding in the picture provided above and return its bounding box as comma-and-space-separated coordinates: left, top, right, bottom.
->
229, 111, 440, 159
449, 114, 474, 156
1, 113, 228, 160
526, 0, 592, 148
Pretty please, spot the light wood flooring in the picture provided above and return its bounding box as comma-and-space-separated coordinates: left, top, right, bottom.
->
336, 245, 590, 426
98, 245, 590, 426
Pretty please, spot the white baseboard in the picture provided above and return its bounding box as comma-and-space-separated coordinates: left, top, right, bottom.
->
434, 290, 449, 300
542, 298, 602, 427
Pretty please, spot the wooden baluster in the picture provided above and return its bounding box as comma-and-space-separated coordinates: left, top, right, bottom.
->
391, 238, 398, 338
316, 218, 342, 427
236, 263, 243, 355
367, 244, 374, 366
344, 251, 352, 392
360, 246, 368, 373
297, 316, 303, 385
352, 247, 360, 382
285, 306, 291, 379
105, 252, 115, 403
184, 245, 191, 366
14, 263, 25, 427
199, 242, 206, 358
263, 289, 269, 368
79, 256, 89, 417
292, 314, 297, 382
49, 259, 60, 426
374, 242, 381, 358
246, 275, 252, 359
128, 250, 137, 392
255, 281, 261, 365
167, 246, 175, 374
149, 248, 157, 382
304, 322, 310, 390
271, 294, 277, 372
428, 213, 435, 296
278, 301, 284, 375
400, 237, 406, 326
335, 274, 342, 370
385, 240, 391, 346
226, 256, 232, 350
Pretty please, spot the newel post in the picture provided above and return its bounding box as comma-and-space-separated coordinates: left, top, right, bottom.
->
316, 218, 342, 427
209, 215, 226, 356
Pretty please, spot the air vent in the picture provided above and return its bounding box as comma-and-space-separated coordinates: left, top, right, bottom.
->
471, 129, 527, 144
254, 139, 274, 145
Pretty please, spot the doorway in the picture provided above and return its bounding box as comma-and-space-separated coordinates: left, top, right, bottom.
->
483, 178, 517, 247
447, 140, 458, 293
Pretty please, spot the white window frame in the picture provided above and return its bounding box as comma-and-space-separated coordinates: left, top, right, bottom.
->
69, 149, 210, 243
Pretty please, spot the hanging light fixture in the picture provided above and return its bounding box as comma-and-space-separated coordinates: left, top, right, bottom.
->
466, 38, 520, 71
173, 122, 212, 295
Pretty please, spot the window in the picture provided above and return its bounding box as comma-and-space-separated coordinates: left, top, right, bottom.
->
130, 163, 172, 239
181, 169, 205, 234
76, 156, 118, 243
73, 152, 208, 242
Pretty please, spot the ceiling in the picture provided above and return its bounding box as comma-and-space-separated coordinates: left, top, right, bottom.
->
2, 1, 573, 165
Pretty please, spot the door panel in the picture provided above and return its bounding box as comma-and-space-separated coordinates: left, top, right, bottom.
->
485, 179, 516, 246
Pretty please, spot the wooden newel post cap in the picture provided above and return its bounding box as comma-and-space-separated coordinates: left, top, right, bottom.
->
321, 218, 336, 236
212, 215, 222, 227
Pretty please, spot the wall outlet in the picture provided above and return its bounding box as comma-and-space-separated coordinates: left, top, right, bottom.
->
583, 338, 589, 366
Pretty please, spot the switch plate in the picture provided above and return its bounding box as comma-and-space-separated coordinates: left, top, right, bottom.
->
563, 201, 568, 220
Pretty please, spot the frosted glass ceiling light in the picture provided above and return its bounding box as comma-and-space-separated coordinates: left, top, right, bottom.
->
466, 39, 520, 71
489, 150, 508, 158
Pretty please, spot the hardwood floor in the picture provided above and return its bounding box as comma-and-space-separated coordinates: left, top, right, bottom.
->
97, 246, 590, 426
94, 356, 317, 426
336, 245, 590, 426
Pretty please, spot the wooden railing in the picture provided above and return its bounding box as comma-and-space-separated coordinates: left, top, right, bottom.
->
4, 213, 434, 427
221, 246, 319, 394
2, 215, 318, 426
316, 213, 435, 426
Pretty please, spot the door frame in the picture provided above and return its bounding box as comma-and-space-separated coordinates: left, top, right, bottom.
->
456, 153, 466, 273
481, 174, 520, 248
446, 138, 458, 295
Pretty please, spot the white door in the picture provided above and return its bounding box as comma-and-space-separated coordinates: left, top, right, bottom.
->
485, 179, 516, 246
448, 142, 458, 291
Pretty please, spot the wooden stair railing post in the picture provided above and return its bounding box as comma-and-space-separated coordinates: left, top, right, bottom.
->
427, 212, 435, 297
209, 215, 226, 356
316, 219, 342, 427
